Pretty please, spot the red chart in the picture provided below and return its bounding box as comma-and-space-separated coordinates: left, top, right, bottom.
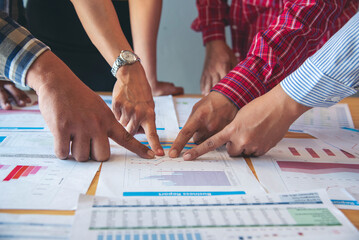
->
3, 165, 47, 181
288, 147, 355, 159
277, 161, 359, 174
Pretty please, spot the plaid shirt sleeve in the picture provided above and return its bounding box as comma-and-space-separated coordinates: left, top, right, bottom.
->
191, 0, 229, 45
0, 12, 49, 86
212, 0, 356, 108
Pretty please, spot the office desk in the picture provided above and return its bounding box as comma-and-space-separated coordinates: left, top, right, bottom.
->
1, 95, 358, 230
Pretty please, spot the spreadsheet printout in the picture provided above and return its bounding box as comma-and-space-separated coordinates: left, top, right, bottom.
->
71, 190, 359, 240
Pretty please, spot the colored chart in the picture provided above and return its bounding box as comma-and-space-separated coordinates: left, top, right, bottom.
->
3, 165, 47, 181
0, 136, 5, 143
97, 232, 203, 240
287, 146, 356, 159
277, 161, 359, 174
141, 141, 195, 149
145, 171, 231, 186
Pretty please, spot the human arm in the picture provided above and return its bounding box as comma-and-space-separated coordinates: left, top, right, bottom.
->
0, 13, 155, 161
70, 0, 163, 155
169, 0, 356, 157
191, 0, 236, 95
182, 12, 359, 160
129, 0, 183, 96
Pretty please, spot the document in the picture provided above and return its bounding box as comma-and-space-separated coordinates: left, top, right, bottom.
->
71, 190, 359, 240
97, 145, 264, 197
252, 138, 359, 209
0, 110, 48, 131
0, 154, 100, 210
305, 127, 359, 157
0, 213, 73, 240
289, 104, 354, 132
174, 97, 200, 129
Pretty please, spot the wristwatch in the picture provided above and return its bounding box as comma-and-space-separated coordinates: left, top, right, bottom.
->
111, 50, 141, 77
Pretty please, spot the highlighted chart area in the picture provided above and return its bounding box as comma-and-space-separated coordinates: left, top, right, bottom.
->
3, 165, 47, 181
277, 161, 359, 174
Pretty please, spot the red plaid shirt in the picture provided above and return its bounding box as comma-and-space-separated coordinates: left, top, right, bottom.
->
192, 0, 359, 108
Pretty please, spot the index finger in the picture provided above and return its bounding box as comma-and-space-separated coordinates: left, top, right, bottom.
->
183, 127, 229, 161
108, 121, 155, 159
142, 118, 164, 156
169, 116, 201, 158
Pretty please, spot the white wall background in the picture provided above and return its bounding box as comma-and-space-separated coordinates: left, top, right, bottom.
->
157, 1, 204, 94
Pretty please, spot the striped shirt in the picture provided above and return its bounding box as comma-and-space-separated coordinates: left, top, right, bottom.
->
0, 12, 49, 85
192, 0, 359, 108
281, 12, 359, 108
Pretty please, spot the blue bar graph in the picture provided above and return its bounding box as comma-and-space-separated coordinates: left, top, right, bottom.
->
169, 234, 175, 240
143, 234, 149, 240
98, 235, 104, 240
177, 233, 184, 240
107, 234, 112, 240
195, 233, 202, 240
125, 234, 131, 240
160, 234, 166, 240
186, 233, 193, 240
116, 235, 122, 240
134, 234, 140, 240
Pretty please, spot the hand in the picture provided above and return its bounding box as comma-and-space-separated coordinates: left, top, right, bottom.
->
182, 84, 311, 160
201, 40, 237, 95
27, 51, 155, 162
150, 81, 184, 96
169, 91, 238, 158
0, 81, 31, 109
112, 62, 164, 156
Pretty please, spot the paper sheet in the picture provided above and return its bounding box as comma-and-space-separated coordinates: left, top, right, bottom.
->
0, 154, 100, 210
289, 104, 354, 132
97, 145, 264, 197
0, 213, 73, 239
0, 110, 48, 131
305, 127, 359, 157
252, 138, 359, 209
174, 97, 200, 129
71, 190, 359, 240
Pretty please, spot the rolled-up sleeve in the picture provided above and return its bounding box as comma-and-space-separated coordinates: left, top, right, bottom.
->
0, 12, 49, 86
281, 12, 359, 107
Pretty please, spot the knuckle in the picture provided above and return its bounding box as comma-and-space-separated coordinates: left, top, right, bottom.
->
205, 139, 216, 151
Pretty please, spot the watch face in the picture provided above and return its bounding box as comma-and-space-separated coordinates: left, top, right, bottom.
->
121, 50, 137, 62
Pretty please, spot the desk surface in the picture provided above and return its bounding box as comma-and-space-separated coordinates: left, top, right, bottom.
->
1, 95, 358, 229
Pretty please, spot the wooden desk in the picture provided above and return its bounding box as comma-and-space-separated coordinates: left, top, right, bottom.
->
1, 95, 358, 229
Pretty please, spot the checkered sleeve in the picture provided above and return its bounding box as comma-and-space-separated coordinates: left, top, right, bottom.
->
0, 12, 49, 86
212, 0, 358, 108
191, 0, 229, 45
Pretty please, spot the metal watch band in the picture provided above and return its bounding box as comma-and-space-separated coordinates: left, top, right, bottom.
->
111, 50, 140, 77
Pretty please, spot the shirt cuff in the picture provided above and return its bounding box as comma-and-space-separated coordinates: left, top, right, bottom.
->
12, 40, 50, 87
281, 59, 357, 108
201, 22, 226, 45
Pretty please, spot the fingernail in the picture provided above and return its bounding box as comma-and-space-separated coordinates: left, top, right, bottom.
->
19, 100, 24, 105
169, 149, 177, 158
157, 149, 164, 156
183, 152, 192, 161
147, 150, 155, 158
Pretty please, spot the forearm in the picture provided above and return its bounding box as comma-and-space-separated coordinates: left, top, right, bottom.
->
212, 0, 353, 108
70, 0, 132, 65
129, 0, 162, 85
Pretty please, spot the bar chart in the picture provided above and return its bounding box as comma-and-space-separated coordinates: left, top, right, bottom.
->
140, 141, 196, 150
3, 165, 47, 181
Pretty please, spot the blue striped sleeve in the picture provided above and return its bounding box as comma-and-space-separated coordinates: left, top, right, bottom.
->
0, 12, 49, 86
280, 12, 359, 108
